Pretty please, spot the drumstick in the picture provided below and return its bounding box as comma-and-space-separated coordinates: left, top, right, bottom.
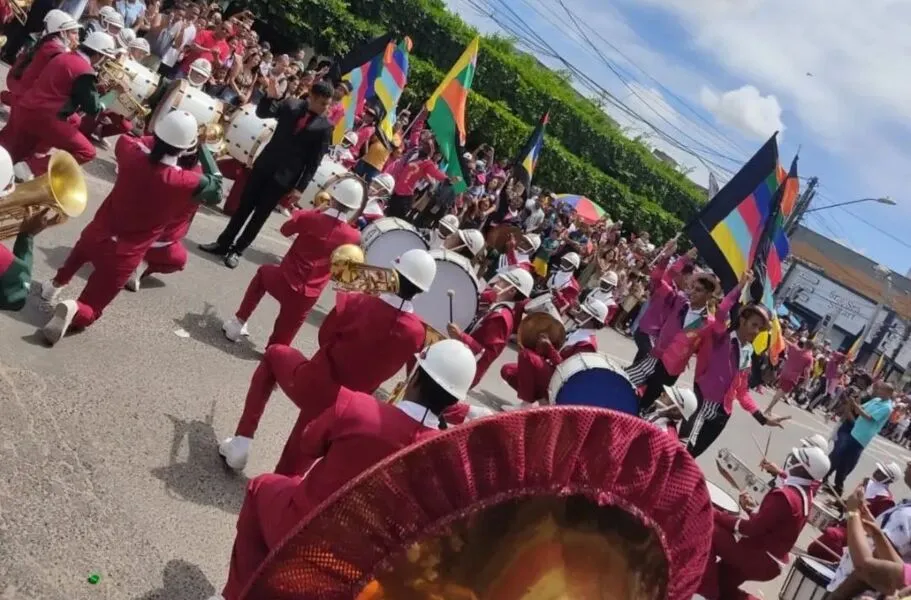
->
791, 547, 838, 567
763, 431, 772, 458
750, 434, 765, 456
822, 484, 848, 509
447, 289, 455, 323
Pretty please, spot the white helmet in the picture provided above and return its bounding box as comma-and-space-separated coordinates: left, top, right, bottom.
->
792, 446, 831, 481
189, 58, 212, 81
44, 9, 80, 34
154, 110, 199, 149
0, 145, 14, 195
520, 233, 541, 254
663, 385, 698, 420
438, 214, 459, 234
325, 177, 364, 210
561, 252, 581, 270
456, 228, 485, 257
500, 267, 534, 298
98, 6, 124, 31
81, 30, 117, 57
118, 27, 136, 47
800, 434, 828, 451
580, 297, 609, 325
877, 461, 903, 483
415, 339, 477, 401
128, 37, 150, 54
601, 271, 619, 287
370, 173, 394, 196
394, 249, 437, 292
342, 131, 358, 146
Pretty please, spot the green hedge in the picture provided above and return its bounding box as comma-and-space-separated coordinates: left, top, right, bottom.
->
241, 0, 685, 239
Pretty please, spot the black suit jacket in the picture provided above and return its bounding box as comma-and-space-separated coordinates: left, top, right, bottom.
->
254, 96, 332, 193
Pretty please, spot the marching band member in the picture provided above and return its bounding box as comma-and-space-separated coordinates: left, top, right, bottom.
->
115, 27, 136, 53
359, 172, 395, 227
126, 37, 150, 61
83, 5, 124, 38
496, 232, 539, 274
221, 179, 362, 346
428, 213, 459, 249
697, 446, 831, 600
500, 296, 608, 404
645, 385, 698, 442
328, 131, 359, 166
760, 433, 829, 487
627, 272, 721, 413
442, 227, 485, 261
143, 58, 212, 118
447, 267, 533, 389
4, 31, 117, 181
585, 270, 619, 320
807, 461, 902, 561
0, 10, 80, 110
546, 251, 581, 314
0, 148, 62, 311
218, 249, 438, 472
679, 276, 790, 457
37, 111, 223, 344
217, 339, 477, 600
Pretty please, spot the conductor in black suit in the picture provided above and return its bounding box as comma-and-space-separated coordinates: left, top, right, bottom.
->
199, 79, 335, 268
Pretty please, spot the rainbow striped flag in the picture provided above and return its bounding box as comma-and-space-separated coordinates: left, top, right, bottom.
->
686, 133, 796, 363
373, 38, 411, 140
513, 110, 548, 189
425, 37, 480, 194
332, 50, 386, 145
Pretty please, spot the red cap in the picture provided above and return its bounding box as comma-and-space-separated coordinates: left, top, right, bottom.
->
242, 407, 713, 600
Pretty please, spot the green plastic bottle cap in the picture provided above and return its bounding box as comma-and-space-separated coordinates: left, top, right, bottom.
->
87, 573, 101, 585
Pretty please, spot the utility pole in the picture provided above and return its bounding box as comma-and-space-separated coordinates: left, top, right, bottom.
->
857, 274, 893, 365
785, 176, 819, 235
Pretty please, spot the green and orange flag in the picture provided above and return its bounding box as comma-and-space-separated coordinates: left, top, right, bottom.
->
425, 37, 479, 194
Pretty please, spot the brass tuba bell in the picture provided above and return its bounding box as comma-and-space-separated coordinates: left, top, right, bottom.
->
0, 151, 88, 240
330, 243, 400, 295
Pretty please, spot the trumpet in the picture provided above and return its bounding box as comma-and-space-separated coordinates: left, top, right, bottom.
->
0, 151, 88, 240
330, 244, 400, 295
98, 58, 151, 119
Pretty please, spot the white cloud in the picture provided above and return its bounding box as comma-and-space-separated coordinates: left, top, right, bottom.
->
699, 85, 784, 140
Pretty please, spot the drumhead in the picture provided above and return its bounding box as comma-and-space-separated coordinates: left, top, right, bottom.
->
706, 481, 739, 514
361, 217, 428, 269
796, 556, 835, 585
413, 249, 480, 333
225, 105, 276, 168
547, 352, 638, 414
147, 80, 185, 133
300, 157, 349, 208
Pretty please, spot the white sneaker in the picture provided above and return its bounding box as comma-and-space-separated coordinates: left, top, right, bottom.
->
42, 299, 77, 346
125, 261, 147, 292
222, 316, 249, 342
279, 207, 292, 217
37, 279, 64, 303
218, 436, 252, 471
12, 161, 33, 182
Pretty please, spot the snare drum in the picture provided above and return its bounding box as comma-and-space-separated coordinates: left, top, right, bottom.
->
808, 501, 840, 531
300, 157, 350, 208
779, 556, 833, 600
148, 80, 225, 133
546, 352, 638, 414
224, 104, 276, 167
361, 217, 429, 269
413, 249, 480, 334
523, 293, 561, 322
108, 58, 160, 118
707, 481, 740, 515
716, 448, 771, 504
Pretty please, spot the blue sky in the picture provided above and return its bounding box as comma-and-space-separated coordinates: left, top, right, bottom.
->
443, 0, 911, 274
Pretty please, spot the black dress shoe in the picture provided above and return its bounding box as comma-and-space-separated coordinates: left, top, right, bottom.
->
199, 241, 228, 255
224, 252, 241, 269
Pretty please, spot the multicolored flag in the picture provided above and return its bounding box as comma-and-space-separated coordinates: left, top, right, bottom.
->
373, 38, 411, 139
425, 37, 480, 194
512, 110, 548, 190
685, 133, 796, 364
331, 37, 389, 145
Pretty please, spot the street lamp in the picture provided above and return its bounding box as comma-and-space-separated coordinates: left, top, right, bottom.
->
803, 196, 896, 214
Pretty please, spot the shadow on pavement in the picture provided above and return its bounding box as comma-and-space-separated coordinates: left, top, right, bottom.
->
132, 558, 217, 600
150, 403, 249, 516
468, 389, 514, 412
83, 157, 118, 184
37, 245, 94, 278
173, 302, 261, 362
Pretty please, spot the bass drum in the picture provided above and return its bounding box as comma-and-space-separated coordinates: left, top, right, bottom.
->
224, 104, 276, 167
148, 79, 225, 133
361, 217, 428, 269
300, 157, 349, 208
546, 352, 638, 414
412, 249, 480, 334
108, 58, 160, 119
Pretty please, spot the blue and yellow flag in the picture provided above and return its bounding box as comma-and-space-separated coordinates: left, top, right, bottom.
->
513, 110, 548, 189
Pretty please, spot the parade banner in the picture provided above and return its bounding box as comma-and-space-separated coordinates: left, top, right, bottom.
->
373, 38, 412, 140
331, 33, 392, 145
425, 37, 480, 193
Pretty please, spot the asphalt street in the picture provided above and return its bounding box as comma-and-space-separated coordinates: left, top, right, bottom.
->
0, 111, 908, 600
